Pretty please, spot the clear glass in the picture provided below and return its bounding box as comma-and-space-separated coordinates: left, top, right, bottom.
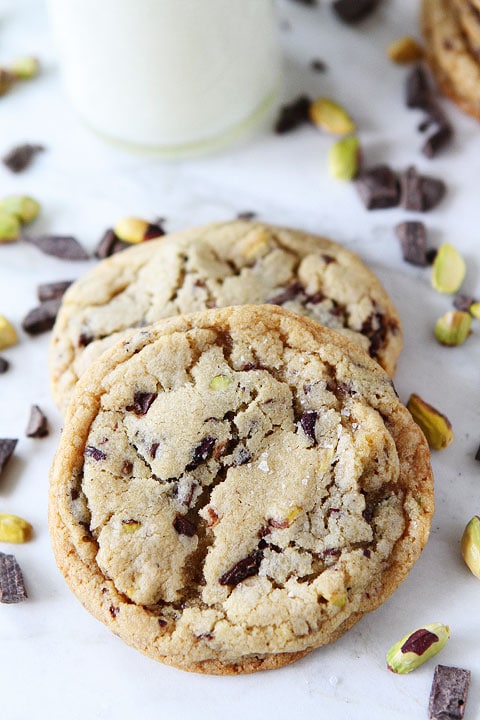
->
47, 0, 281, 156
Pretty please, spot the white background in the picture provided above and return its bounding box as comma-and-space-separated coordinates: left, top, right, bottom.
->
0, 1, 479, 718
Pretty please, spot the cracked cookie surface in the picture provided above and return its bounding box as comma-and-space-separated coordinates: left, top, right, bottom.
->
49, 305, 433, 674
50, 220, 402, 415
422, 0, 480, 118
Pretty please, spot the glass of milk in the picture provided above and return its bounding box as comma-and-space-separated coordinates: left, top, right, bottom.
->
47, 0, 281, 156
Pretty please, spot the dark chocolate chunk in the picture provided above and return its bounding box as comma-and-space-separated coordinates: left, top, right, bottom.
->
85, 446, 107, 461
401, 628, 439, 655
24, 234, 90, 260
219, 551, 263, 586
127, 391, 157, 416
332, 0, 380, 24
0, 356, 9, 374
37, 280, 73, 302
186, 436, 216, 471
144, 222, 165, 240
0, 552, 27, 603
355, 165, 400, 210
300, 411, 318, 443
150, 442, 160, 458
400, 166, 446, 211
426, 247, 438, 265
121, 460, 133, 476
428, 664, 471, 720
423, 124, 453, 158
25, 405, 49, 438
475, 445, 480, 462
361, 312, 389, 357
2, 143, 44, 173
78, 332, 93, 348
94, 229, 125, 259
109, 605, 119, 618
274, 95, 312, 134
310, 58, 327, 72
0, 438, 18, 476
288, 0, 317, 5
395, 221, 428, 266
453, 294, 475, 312
21, 298, 62, 335
406, 65, 432, 109
268, 281, 304, 305
173, 514, 197, 537
236, 211, 257, 220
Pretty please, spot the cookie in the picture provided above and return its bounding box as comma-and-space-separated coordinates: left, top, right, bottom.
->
49, 305, 433, 674
49, 220, 403, 415
422, 0, 480, 119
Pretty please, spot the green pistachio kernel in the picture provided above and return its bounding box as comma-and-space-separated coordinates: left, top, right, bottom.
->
434, 311, 472, 346
209, 374, 231, 391
407, 393, 453, 450
0, 211, 20, 242
386, 622, 450, 674
431, 243, 466, 294
470, 302, 480, 320
0, 196, 41, 224
461, 516, 480, 579
328, 135, 360, 181
10, 56, 40, 80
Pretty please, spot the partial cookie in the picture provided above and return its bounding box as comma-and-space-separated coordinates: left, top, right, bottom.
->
49, 220, 402, 415
49, 305, 433, 674
422, 0, 480, 118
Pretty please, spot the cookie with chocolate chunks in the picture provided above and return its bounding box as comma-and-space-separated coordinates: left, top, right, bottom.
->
50, 221, 403, 415
49, 305, 433, 674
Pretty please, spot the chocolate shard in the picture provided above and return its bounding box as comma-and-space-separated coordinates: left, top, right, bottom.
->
186, 436, 216, 471
94, 228, 129, 259
24, 234, 90, 260
127, 391, 157, 416
355, 165, 400, 210
310, 58, 327, 72
173, 514, 197, 537
2, 143, 45, 173
0, 356, 9, 374
0, 552, 27, 603
236, 210, 257, 221
406, 65, 432, 109
332, 0, 381, 24
21, 298, 62, 335
37, 280, 73, 302
395, 221, 428, 266
475, 445, 480, 462
275, 95, 312, 134
423, 123, 453, 158
300, 411, 318, 443
85, 446, 107, 461
25, 405, 49, 438
400, 166, 446, 211
268, 281, 304, 305
219, 551, 263, 586
0, 438, 18, 477
428, 664, 471, 720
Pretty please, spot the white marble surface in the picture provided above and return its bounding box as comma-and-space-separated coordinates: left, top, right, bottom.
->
0, 1, 479, 718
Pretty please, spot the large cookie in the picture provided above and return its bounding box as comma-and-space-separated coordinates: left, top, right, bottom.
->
422, 0, 480, 118
49, 305, 433, 674
50, 220, 402, 415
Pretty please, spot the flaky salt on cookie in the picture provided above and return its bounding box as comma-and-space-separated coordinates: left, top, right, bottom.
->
49, 305, 432, 674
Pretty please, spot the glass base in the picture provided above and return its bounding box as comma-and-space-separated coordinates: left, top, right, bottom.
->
78, 87, 280, 159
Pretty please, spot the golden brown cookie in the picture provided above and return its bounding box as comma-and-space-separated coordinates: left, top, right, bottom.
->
49, 305, 433, 674
422, 0, 480, 118
49, 220, 402, 415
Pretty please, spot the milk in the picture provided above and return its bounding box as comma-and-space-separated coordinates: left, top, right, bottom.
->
47, 0, 281, 154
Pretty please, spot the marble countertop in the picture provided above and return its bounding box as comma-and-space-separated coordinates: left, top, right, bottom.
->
0, 1, 479, 718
